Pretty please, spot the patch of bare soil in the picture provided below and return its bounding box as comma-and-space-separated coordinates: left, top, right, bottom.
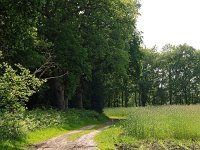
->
29, 125, 110, 150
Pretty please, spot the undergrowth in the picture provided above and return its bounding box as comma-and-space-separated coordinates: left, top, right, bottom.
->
0, 108, 108, 150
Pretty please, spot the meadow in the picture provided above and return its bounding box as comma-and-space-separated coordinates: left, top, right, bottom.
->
96, 105, 200, 149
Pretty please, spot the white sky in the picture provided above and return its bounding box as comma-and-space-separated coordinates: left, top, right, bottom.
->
137, 0, 200, 50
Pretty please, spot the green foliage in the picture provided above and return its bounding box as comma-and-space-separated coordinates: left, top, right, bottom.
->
0, 112, 25, 140
0, 0, 46, 68
126, 44, 200, 107
0, 108, 107, 140
23, 108, 107, 132
0, 63, 45, 113
0, 108, 108, 149
1, 0, 142, 111
0, 63, 44, 139
25, 109, 107, 144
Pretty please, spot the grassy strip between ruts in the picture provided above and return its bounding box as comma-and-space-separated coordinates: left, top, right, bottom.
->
66, 124, 107, 141
0, 109, 108, 150
67, 129, 94, 141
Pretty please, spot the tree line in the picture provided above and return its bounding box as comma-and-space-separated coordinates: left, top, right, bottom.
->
108, 44, 200, 107
1, 0, 141, 112
1, 1, 199, 113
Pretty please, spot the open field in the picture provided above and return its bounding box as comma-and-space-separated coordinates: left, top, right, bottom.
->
96, 105, 200, 149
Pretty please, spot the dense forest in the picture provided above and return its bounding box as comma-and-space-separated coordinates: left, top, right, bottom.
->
1, 0, 200, 114
1, 0, 141, 113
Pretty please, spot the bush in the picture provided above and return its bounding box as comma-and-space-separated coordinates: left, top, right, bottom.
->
0, 63, 45, 113
0, 112, 25, 139
0, 63, 44, 139
22, 108, 108, 132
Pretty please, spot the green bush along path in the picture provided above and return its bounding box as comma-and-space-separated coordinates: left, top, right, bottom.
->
0, 109, 108, 150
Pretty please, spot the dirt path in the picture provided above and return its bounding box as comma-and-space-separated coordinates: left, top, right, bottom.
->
29, 124, 110, 150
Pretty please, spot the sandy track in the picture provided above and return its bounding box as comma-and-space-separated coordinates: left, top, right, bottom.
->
29, 125, 110, 150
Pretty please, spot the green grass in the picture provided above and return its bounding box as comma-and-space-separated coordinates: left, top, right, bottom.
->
0, 127, 71, 150
120, 105, 200, 140
97, 105, 200, 149
67, 124, 109, 141
104, 107, 132, 118
67, 130, 93, 141
26, 127, 71, 144
95, 125, 137, 150
95, 126, 121, 150
0, 109, 108, 150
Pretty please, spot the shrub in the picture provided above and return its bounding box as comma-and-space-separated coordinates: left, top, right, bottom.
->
0, 63, 45, 113
0, 63, 45, 139
0, 112, 25, 139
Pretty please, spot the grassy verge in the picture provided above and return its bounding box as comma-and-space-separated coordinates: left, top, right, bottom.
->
0, 109, 108, 150
96, 105, 200, 150
95, 123, 137, 150
95, 126, 121, 150
96, 125, 200, 150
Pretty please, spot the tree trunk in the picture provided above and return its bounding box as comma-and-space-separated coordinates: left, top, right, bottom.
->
91, 73, 104, 113
65, 95, 68, 110
139, 91, 141, 106
121, 91, 124, 107
140, 88, 147, 106
125, 88, 129, 107
54, 78, 65, 110
168, 68, 172, 104
134, 89, 138, 107
108, 94, 111, 107
117, 95, 119, 107
169, 89, 172, 105
76, 86, 83, 108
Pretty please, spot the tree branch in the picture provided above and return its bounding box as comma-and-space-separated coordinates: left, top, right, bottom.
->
44, 72, 68, 80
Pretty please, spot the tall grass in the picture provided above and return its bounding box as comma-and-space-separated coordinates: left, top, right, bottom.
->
104, 105, 200, 140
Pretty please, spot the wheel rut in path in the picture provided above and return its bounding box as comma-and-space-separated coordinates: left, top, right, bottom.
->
29, 124, 110, 150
